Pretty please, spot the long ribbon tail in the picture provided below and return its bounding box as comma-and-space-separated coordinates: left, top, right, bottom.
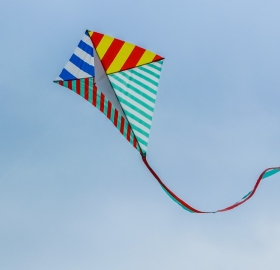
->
141, 154, 280, 213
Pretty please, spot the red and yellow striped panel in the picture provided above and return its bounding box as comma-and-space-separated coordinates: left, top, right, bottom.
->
87, 30, 164, 75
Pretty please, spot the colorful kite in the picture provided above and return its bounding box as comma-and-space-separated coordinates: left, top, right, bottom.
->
54, 30, 280, 213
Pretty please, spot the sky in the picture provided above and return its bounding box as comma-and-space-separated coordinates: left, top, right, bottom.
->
1, 0, 280, 269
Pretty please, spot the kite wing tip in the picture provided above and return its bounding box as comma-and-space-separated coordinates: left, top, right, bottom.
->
53, 77, 62, 83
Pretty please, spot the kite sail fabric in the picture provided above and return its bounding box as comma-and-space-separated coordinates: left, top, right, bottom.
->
55, 78, 140, 151
108, 61, 163, 152
55, 32, 95, 81
54, 30, 280, 214
87, 30, 164, 153
55, 30, 164, 154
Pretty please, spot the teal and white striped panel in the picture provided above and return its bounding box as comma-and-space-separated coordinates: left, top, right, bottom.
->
108, 60, 163, 153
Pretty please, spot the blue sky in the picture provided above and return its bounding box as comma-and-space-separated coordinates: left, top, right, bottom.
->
1, 0, 280, 269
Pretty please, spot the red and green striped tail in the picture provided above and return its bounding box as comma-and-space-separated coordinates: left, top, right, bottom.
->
55, 78, 141, 151
142, 155, 280, 214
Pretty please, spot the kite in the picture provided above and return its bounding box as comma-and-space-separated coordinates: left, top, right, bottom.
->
54, 30, 280, 213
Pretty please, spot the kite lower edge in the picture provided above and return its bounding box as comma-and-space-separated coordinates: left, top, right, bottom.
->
141, 154, 280, 214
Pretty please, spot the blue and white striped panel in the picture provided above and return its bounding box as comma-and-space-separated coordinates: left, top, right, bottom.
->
55, 31, 95, 81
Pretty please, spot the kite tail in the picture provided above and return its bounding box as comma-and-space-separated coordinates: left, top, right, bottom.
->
141, 154, 280, 213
